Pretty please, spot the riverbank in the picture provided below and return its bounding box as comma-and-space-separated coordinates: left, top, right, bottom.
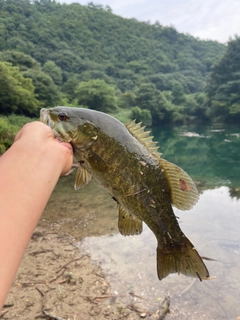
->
1, 227, 169, 320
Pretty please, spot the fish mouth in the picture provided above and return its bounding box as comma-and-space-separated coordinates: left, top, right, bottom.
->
40, 108, 52, 127
40, 108, 59, 139
40, 108, 73, 144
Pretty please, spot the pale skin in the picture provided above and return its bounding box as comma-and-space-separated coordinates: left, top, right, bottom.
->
0, 122, 73, 309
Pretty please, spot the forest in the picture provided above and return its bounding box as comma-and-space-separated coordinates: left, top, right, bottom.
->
0, 0, 239, 152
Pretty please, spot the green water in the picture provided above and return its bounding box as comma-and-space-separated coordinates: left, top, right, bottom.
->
41, 123, 240, 319
152, 124, 240, 190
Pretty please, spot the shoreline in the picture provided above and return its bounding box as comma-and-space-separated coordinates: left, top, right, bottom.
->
2, 227, 168, 320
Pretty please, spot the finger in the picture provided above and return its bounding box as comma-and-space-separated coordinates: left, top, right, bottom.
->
54, 140, 73, 153
14, 122, 54, 142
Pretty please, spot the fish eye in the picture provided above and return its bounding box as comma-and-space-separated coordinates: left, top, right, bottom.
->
58, 113, 67, 121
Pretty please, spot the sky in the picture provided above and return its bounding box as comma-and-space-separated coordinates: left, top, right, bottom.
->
59, 0, 240, 44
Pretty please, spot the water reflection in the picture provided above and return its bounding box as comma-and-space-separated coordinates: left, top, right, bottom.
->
152, 124, 240, 191
41, 124, 240, 319
41, 176, 118, 238
78, 186, 240, 319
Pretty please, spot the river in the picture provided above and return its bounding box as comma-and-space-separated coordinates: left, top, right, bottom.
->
40, 123, 240, 319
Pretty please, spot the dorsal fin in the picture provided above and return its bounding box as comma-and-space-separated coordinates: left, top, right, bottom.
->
126, 120, 161, 158
159, 158, 199, 210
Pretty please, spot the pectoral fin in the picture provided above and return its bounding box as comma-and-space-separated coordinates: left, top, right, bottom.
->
159, 158, 199, 210
74, 166, 92, 190
118, 205, 143, 236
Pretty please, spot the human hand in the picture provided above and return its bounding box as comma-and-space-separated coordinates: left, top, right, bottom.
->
0, 122, 73, 308
14, 121, 73, 176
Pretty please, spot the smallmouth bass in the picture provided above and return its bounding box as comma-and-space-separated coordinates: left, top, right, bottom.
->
40, 106, 210, 281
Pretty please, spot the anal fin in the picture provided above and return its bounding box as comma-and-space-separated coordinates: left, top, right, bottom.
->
118, 205, 142, 236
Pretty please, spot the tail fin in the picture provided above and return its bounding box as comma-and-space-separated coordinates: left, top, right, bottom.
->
157, 236, 210, 281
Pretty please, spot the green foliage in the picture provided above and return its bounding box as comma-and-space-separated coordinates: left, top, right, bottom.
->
23, 69, 61, 108
135, 83, 159, 111
0, 51, 41, 71
207, 36, 240, 123
183, 93, 209, 123
75, 79, 118, 113
135, 83, 174, 125
0, 61, 40, 116
62, 74, 80, 100
172, 82, 186, 105
0, 114, 32, 154
0, 0, 228, 124
118, 91, 136, 109
42, 60, 62, 86
109, 108, 132, 124
131, 106, 152, 126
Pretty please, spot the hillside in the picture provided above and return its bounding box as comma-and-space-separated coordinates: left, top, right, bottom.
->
0, 0, 226, 125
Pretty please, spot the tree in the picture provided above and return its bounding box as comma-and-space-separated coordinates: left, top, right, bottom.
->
75, 79, 117, 112
62, 74, 80, 100
118, 91, 136, 109
0, 51, 41, 71
105, 5, 112, 13
23, 69, 61, 108
79, 70, 113, 84
135, 83, 173, 125
172, 82, 186, 105
131, 106, 152, 126
207, 36, 240, 122
42, 60, 62, 86
126, 61, 149, 74
0, 62, 40, 116
0, 0, 226, 124
184, 93, 208, 122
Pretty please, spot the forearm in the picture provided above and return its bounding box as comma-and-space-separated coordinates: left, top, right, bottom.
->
0, 124, 72, 308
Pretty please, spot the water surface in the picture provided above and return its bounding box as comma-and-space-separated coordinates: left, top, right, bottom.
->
41, 124, 240, 319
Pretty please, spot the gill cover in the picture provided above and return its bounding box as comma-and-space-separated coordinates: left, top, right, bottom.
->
42, 107, 100, 190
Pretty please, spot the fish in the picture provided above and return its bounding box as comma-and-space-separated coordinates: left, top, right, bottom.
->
40, 106, 210, 281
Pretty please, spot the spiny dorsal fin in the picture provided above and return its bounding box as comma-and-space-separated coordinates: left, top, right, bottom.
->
118, 205, 143, 236
159, 158, 199, 210
126, 120, 161, 159
74, 166, 92, 190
